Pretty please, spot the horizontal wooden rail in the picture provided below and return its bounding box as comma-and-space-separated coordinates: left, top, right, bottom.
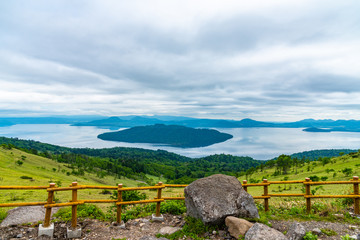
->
0, 201, 49, 207
44, 201, 85, 208
116, 199, 164, 205
269, 194, 305, 197
162, 197, 185, 200
0, 186, 48, 190
304, 181, 360, 185
164, 184, 188, 188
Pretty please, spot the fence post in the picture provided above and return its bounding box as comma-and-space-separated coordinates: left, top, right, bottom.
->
353, 176, 359, 214
117, 184, 123, 224
71, 182, 78, 228
243, 180, 248, 192
44, 183, 55, 227
305, 178, 311, 214
155, 182, 163, 217
263, 179, 269, 212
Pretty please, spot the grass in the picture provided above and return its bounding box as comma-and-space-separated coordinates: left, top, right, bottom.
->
239, 152, 360, 207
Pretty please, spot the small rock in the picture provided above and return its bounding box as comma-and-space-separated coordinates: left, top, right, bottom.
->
245, 223, 287, 240
349, 235, 357, 240
312, 228, 322, 235
349, 225, 357, 230
139, 223, 145, 227
16, 234, 23, 238
225, 216, 253, 238
218, 230, 227, 237
286, 222, 306, 240
212, 230, 217, 235
334, 213, 344, 218
159, 226, 182, 235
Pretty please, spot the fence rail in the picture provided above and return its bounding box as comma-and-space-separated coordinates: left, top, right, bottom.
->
242, 176, 360, 214
1, 176, 360, 228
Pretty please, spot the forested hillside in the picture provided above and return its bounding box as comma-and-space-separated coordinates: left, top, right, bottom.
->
0, 137, 260, 184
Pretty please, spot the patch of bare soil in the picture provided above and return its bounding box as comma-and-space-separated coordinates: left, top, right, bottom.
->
1, 210, 360, 239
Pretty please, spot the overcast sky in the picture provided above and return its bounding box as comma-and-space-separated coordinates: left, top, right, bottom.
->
0, 0, 359, 121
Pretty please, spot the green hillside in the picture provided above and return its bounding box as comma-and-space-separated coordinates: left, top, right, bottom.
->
0, 147, 142, 206
240, 151, 360, 200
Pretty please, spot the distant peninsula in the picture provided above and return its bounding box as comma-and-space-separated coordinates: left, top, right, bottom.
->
97, 124, 233, 148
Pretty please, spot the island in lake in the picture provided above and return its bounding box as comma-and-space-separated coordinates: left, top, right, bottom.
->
97, 124, 233, 148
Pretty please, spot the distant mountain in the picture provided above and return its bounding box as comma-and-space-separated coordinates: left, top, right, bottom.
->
0, 119, 13, 127
0, 116, 104, 125
73, 116, 277, 129
98, 124, 233, 148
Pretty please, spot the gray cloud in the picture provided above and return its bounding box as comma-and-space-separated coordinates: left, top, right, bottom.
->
0, 0, 360, 121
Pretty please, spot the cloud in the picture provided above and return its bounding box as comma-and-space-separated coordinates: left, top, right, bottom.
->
0, 0, 360, 121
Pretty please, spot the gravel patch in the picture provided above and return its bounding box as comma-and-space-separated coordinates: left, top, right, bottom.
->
0, 206, 59, 227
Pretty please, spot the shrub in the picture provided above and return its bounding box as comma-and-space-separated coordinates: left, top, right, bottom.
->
160, 200, 186, 215
54, 204, 105, 221
303, 231, 318, 240
309, 175, 320, 182
20, 176, 33, 179
320, 228, 337, 236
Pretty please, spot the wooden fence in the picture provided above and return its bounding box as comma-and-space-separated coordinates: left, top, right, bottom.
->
242, 176, 360, 214
0, 181, 184, 228
1, 177, 360, 228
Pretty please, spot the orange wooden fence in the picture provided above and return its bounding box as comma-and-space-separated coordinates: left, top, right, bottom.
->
242, 176, 360, 214
2, 177, 360, 227
0, 181, 178, 228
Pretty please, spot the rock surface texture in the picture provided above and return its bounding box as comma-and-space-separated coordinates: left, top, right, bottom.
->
185, 174, 259, 224
245, 223, 287, 240
286, 222, 306, 240
225, 216, 254, 238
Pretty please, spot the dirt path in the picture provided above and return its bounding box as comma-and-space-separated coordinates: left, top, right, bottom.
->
1, 207, 360, 239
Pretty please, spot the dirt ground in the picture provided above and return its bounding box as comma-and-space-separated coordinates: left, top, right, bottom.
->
1, 208, 360, 239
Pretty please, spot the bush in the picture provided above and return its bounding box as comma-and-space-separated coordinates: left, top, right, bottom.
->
303, 231, 318, 240
160, 200, 186, 215
54, 204, 105, 221
309, 175, 320, 182
20, 176, 33, 179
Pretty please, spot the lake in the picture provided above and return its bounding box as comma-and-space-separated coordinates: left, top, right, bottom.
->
1, 124, 359, 160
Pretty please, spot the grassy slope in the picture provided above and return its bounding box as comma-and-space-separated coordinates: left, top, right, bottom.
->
240, 153, 360, 206
0, 147, 152, 206
0, 147, 181, 209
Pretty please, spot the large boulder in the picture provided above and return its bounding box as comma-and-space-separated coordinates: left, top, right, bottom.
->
184, 174, 259, 225
245, 223, 287, 240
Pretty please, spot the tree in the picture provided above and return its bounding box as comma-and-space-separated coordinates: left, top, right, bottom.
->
15, 160, 23, 166
342, 168, 353, 177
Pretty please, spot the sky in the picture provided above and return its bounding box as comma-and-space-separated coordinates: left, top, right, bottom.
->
0, 0, 359, 121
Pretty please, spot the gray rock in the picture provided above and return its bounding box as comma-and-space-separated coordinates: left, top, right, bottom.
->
158, 226, 182, 235
139, 237, 168, 240
312, 228, 322, 235
225, 216, 254, 238
185, 174, 259, 225
245, 223, 287, 240
286, 222, 306, 240
0, 206, 60, 227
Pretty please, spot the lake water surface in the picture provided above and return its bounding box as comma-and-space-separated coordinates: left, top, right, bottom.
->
1, 124, 359, 160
